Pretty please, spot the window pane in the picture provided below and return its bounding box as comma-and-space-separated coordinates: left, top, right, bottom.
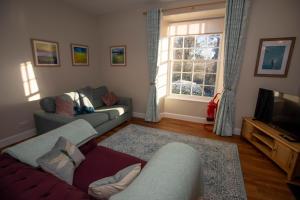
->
193, 73, 204, 84
208, 35, 221, 47
182, 73, 192, 82
173, 37, 183, 48
181, 83, 191, 95
192, 84, 203, 96
172, 84, 181, 94
195, 48, 219, 60
182, 61, 192, 72
173, 49, 183, 60
172, 61, 182, 72
196, 36, 207, 47
184, 49, 194, 60
172, 73, 181, 82
195, 48, 205, 60
204, 74, 216, 85
204, 86, 215, 97
206, 61, 217, 73
211, 48, 219, 60
194, 62, 205, 72
184, 37, 195, 48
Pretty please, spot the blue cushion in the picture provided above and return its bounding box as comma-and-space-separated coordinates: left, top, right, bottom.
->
40, 97, 56, 113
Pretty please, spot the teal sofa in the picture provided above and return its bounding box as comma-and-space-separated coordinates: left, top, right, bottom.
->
34, 86, 132, 135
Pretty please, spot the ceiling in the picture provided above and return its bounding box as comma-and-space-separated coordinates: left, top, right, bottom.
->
62, 0, 215, 16
63, 0, 152, 16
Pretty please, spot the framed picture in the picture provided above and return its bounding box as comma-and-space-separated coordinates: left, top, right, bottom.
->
110, 45, 126, 66
71, 44, 89, 66
254, 37, 296, 77
31, 39, 60, 67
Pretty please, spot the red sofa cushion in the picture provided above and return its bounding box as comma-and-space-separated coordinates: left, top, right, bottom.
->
74, 145, 146, 192
0, 154, 89, 200
0, 138, 146, 199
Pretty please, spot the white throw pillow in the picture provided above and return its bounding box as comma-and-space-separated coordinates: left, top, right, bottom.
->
88, 163, 142, 199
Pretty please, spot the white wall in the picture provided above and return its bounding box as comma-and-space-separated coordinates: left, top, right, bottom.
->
97, 10, 150, 114
0, 0, 100, 140
97, 0, 300, 131
235, 0, 300, 128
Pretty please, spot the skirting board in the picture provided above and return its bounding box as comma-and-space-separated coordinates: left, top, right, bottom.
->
133, 112, 241, 135
0, 128, 36, 149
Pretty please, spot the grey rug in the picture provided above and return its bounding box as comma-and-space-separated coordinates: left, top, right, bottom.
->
99, 124, 247, 200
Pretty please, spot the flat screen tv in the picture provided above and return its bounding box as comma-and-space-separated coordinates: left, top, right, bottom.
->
254, 88, 300, 142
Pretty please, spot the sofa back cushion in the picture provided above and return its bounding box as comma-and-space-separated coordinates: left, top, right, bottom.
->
40, 97, 56, 113
92, 86, 108, 108
110, 142, 202, 200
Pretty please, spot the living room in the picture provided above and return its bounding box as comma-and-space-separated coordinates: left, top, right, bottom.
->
0, 0, 299, 199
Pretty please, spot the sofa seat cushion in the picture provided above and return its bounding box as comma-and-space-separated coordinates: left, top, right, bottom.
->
0, 154, 90, 200
75, 113, 109, 127
73, 146, 146, 193
95, 105, 129, 120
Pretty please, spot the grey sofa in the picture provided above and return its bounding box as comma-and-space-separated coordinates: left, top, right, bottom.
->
34, 86, 132, 135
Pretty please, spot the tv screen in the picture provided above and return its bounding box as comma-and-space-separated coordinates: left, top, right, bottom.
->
254, 88, 300, 140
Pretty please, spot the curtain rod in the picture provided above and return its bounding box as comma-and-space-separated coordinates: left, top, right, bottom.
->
142, 0, 226, 15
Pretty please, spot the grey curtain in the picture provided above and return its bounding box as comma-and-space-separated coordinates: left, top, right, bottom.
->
214, 0, 250, 136
145, 8, 161, 122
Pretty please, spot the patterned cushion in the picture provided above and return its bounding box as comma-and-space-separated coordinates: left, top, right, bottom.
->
88, 163, 141, 199
101, 92, 118, 106
55, 95, 74, 117
37, 137, 85, 184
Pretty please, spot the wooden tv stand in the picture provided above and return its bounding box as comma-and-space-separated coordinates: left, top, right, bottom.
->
241, 117, 300, 184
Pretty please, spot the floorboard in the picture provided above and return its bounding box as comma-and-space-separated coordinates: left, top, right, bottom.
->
96, 117, 295, 200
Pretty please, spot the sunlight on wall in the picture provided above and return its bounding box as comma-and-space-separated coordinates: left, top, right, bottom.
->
20, 62, 40, 101
157, 37, 169, 100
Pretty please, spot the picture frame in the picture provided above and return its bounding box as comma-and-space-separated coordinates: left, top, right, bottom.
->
110, 45, 126, 66
71, 44, 89, 66
31, 39, 60, 67
254, 37, 296, 77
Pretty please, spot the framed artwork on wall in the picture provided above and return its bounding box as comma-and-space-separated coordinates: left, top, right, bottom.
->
31, 39, 60, 67
110, 45, 126, 66
254, 37, 296, 77
71, 44, 89, 66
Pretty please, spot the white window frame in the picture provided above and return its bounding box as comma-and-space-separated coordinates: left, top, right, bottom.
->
166, 32, 223, 102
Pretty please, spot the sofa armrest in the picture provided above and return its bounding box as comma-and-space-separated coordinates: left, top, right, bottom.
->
110, 142, 202, 200
34, 110, 75, 134
117, 97, 133, 117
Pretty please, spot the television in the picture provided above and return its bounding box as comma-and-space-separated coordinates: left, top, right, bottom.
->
254, 88, 300, 142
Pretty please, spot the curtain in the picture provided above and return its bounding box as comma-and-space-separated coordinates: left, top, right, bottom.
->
145, 8, 161, 122
214, 0, 250, 136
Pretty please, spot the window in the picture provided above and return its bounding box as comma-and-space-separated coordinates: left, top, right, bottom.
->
167, 20, 223, 99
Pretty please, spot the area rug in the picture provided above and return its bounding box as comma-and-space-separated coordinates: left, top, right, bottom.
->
99, 124, 247, 200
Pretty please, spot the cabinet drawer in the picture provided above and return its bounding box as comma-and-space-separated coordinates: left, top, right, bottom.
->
272, 141, 294, 172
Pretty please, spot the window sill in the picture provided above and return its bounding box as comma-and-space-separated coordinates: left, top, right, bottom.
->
165, 95, 211, 103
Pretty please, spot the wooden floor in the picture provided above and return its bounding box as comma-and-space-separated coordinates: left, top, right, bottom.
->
96, 117, 295, 200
